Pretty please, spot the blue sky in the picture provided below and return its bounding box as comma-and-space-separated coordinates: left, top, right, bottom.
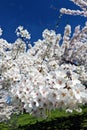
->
0, 0, 86, 44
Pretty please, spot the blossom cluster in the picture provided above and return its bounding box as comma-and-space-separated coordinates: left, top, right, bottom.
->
0, 0, 87, 122
60, 0, 87, 17
16, 26, 31, 40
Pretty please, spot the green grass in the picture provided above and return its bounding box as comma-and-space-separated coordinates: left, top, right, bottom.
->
0, 106, 87, 130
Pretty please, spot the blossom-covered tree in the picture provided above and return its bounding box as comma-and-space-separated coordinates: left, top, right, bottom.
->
0, 0, 87, 122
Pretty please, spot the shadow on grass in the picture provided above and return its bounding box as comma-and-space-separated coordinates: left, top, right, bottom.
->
18, 112, 87, 130
0, 107, 87, 130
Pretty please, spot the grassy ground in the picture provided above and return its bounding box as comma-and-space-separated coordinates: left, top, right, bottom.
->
0, 106, 87, 130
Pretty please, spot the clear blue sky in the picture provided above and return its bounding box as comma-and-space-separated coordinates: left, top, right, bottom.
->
0, 0, 86, 43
